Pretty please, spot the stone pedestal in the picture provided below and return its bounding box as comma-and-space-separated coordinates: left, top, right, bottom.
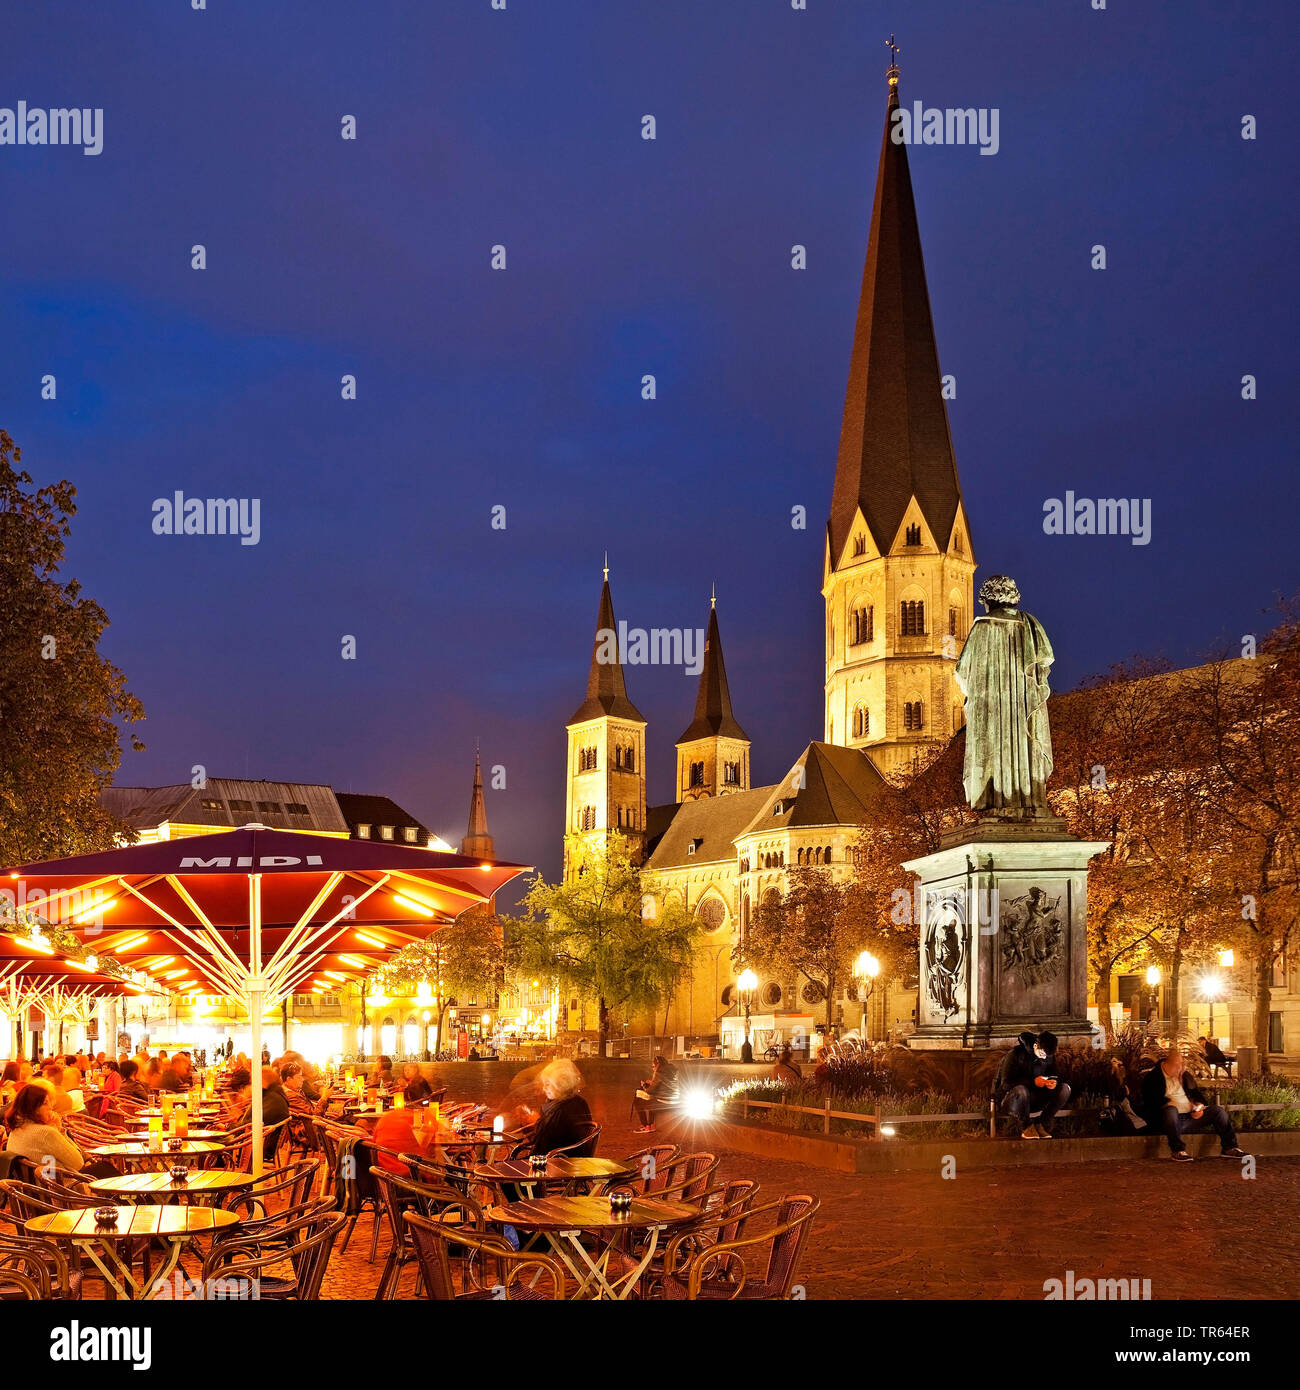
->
903, 819, 1108, 1051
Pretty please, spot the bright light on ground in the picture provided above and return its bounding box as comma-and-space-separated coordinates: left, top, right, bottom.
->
880, 1125, 896, 1137
683, 1088, 715, 1121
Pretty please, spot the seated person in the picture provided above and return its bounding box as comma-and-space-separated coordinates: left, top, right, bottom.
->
281, 1062, 329, 1116
220, 1067, 254, 1127
1141, 1047, 1247, 1162
1198, 1036, 1235, 1076
770, 1045, 802, 1086
159, 1051, 193, 1092
2, 1083, 115, 1178
633, 1055, 679, 1132
529, 1059, 594, 1156
38, 1062, 80, 1116
400, 1062, 432, 1104
993, 1030, 1071, 1139
116, 1059, 150, 1103
369, 1055, 396, 1090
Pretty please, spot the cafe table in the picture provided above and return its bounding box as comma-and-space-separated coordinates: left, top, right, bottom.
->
89, 1170, 257, 1204
25, 1205, 239, 1300
486, 1195, 699, 1300
471, 1156, 636, 1198
121, 1126, 225, 1140
90, 1140, 222, 1170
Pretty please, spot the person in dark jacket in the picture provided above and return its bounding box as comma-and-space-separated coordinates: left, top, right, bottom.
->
994, 1030, 1071, 1139
1141, 1048, 1246, 1162
116, 1059, 150, 1102
1198, 1036, 1235, 1076
633, 1056, 679, 1132
529, 1059, 595, 1156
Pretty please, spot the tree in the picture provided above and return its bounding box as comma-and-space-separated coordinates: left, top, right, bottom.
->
514, 838, 699, 1051
744, 866, 865, 1032
0, 430, 144, 863
1171, 612, 1300, 1072
369, 906, 504, 1053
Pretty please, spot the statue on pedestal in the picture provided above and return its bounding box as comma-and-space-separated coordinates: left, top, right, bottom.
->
955, 575, 1054, 817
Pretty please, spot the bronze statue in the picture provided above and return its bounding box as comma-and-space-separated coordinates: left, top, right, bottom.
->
954, 574, 1054, 817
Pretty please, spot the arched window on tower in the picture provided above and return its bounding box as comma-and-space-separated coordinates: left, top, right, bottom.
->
852, 706, 869, 738
853, 534, 866, 557
903, 701, 924, 732
850, 605, 874, 645
905, 523, 922, 546
901, 600, 926, 637
688, 761, 705, 789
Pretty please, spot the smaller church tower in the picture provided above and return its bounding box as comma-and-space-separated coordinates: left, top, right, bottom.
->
459, 748, 495, 861
675, 594, 750, 801
563, 564, 647, 879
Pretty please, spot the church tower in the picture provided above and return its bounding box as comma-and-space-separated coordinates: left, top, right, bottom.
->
823, 51, 976, 777
459, 749, 495, 861
675, 595, 750, 801
563, 565, 647, 880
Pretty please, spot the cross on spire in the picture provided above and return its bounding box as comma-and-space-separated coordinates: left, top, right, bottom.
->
886, 33, 900, 86
602, 550, 609, 582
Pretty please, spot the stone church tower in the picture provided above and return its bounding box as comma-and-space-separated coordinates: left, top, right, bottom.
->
459, 749, 495, 861
562, 569, 647, 881
823, 60, 976, 777
674, 596, 750, 802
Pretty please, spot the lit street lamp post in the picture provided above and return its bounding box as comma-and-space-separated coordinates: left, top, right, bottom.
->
737, 968, 757, 1062
854, 951, 880, 1040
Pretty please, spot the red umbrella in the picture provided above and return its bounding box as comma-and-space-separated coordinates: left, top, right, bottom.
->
5, 826, 530, 1170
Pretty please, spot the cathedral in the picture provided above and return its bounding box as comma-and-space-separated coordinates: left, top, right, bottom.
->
561, 62, 976, 1049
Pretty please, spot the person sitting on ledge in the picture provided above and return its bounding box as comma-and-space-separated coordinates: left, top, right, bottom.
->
770, 1045, 802, 1086
1198, 1036, 1235, 1077
994, 1030, 1071, 1140
1141, 1046, 1246, 1163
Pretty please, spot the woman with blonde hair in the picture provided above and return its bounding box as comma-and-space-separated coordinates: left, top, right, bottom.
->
528, 1059, 595, 1157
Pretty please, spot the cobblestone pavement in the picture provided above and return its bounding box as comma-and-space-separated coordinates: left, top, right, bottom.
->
317, 1066, 1300, 1301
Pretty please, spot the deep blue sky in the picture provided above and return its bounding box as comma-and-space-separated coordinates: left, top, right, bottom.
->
3, 1, 1296, 894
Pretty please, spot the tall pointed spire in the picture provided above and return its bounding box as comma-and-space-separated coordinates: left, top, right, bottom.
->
828, 48, 966, 564
459, 747, 495, 860
568, 568, 645, 725
677, 602, 747, 743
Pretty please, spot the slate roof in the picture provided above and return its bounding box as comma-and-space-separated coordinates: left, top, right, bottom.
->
568, 578, 646, 725
645, 786, 776, 869
828, 78, 966, 564
104, 780, 349, 834
677, 606, 749, 744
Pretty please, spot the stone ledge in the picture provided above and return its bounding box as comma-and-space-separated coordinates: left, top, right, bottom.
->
713, 1119, 1300, 1174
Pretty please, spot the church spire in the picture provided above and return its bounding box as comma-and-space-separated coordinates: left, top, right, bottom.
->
568, 567, 645, 725
677, 603, 747, 745
459, 747, 495, 860
675, 598, 750, 800
827, 48, 966, 565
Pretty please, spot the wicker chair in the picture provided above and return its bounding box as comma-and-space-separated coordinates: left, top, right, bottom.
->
619, 1144, 680, 1191
404, 1210, 567, 1301
658, 1193, 819, 1300
369, 1166, 489, 1299
200, 1209, 346, 1300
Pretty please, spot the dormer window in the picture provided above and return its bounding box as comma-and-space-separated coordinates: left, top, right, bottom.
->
772, 801, 784, 816
852, 534, 866, 557
905, 523, 922, 546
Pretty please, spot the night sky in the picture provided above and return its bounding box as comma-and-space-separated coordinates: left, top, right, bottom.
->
3, 2, 1296, 896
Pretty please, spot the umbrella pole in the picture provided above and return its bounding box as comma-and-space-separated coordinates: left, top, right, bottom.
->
249, 874, 264, 1178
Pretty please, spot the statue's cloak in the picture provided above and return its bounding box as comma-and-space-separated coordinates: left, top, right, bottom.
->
954, 611, 1054, 813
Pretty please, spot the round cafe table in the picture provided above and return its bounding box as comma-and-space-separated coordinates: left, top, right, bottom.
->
121, 1126, 225, 1140
25, 1205, 239, 1300
91, 1140, 221, 1170
89, 1170, 257, 1203
486, 1195, 699, 1300
471, 1156, 636, 1198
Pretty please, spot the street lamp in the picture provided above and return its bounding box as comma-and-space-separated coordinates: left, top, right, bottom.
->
1218, 949, 1234, 969
737, 968, 758, 1061
1145, 965, 1161, 1029
1200, 974, 1224, 1041
854, 951, 880, 1039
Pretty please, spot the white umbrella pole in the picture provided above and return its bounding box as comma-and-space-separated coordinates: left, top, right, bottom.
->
249, 874, 264, 1178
